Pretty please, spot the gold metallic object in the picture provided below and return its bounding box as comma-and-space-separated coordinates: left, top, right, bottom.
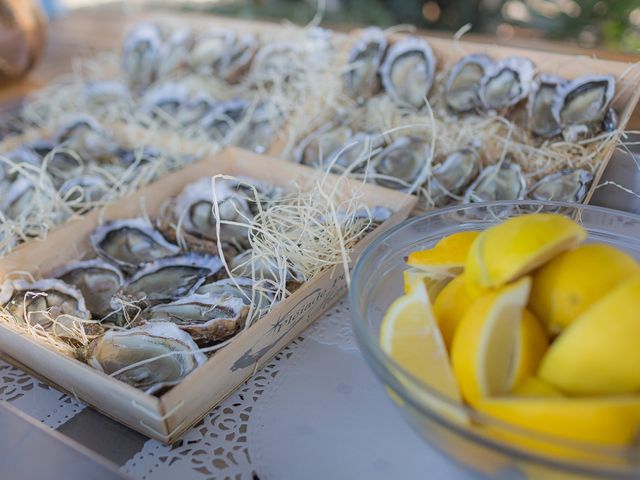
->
0, 0, 46, 79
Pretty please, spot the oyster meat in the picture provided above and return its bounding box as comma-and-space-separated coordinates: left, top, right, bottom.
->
54, 115, 119, 163
445, 54, 493, 112
294, 124, 352, 168
551, 75, 615, 141
528, 74, 563, 138
344, 27, 387, 103
142, 294, 247, 345
372, 136, 428, 190
59, 175, 110, 207
479, 57, 535, 110
1, 279, 91, 337
114, 253, 223, 305
140, 82, 189, 119
380, 37, 436, 110
91, 218, 180, 271
52, 259, 124, 318
528, 169, 593, 203
200, 98, 247, 141
81, 322, 206, 393
236, 102, 281, 154
429, 148, 480, 206
464, 161, 526, 202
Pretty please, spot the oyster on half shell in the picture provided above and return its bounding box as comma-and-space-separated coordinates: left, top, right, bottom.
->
528, 74, 563, 138
142, 294, 247, 345
528, 169, 593, 203
91, 218, 180, 271
81, 322, 206, 393
1, 279, 91, 338
479, 57, 535, 110
122, 22, 161, 90
52, 259, 124, 319
445, 54, 493, 113
551, 75, 615, 142
344, 27, 387, 103
429, 148, 480, 206
464, 161, 526, 203
380, 37, 436, 110
114, 253, 223, 306
54, 114, 119, 163
372, 136, 428, 191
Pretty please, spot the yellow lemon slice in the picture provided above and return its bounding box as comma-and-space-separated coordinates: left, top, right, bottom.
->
451, 277, 531, 403
380, 280, 464, 419
476, 396, 640, 446
403, 268, 452, 301
433, 273, 474, 350
529, 243, 640, 334
465, 213, 586, 291
538, 275, 640, 395
511, 377, 562, 397
407, 231, 479, 274
510, 309, 548, 389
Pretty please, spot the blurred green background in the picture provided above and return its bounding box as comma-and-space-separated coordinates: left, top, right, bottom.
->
177, 0, 640, 52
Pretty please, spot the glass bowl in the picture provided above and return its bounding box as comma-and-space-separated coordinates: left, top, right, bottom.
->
350, 201, 640, 480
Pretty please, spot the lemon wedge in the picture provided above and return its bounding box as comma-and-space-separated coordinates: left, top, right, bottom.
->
407, 231, 479, 274
529, 243, 639, 334
451, 277, 531, 403
476, 396, 640, 446
403, 268, 452, 301
538, 275, 640, 395
465, 213, 586, 291
433, 273, 474, 350
380, 280, 463, 419
510, 309, 548, 389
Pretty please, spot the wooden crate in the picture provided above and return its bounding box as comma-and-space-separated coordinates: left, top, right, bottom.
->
0, 147, 415, 442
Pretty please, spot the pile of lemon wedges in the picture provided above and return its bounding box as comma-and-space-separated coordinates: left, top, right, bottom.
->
380, 213, 640, 447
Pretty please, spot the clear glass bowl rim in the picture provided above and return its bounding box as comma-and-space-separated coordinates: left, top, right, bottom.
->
349, 200, 640, 476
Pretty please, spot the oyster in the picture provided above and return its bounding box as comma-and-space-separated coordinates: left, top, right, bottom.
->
1, 279, 91, 337
122, 22, 161, 90
464, 161, 526, 203
230, 249, 301, 285
293, 124, 352, 168
551, 75, 615, 141
380, 37, 436, 110
142, 294, 246, 345
177, 94, 217, 126
91, 218, 180, 271
156, 28, 193, 79
196, 276, 253, 304
200, 98, 247, 141
189, 29, 235, 76
372, 136, 428, 190
81, 322, 206, 393
85, 81, 129, 106
140, 82, 189, 118
429, 148, 481, 206
528, 74, 563, 138
173, 177, 257, 244
236, 102, 281, 154
54, 115, 119, 162
479, 57, 535, 110
1, 177, 35, 220
59, 174, 110, 207
114, 253, 223, 305
445, 54, 493, 112
344, 27, 387, 103
52, 259, 123, 318
250, 42, 300, 83
220, 33, 257, 83
528, 169, 593, 203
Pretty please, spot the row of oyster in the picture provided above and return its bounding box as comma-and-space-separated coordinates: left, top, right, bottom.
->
0, 114, 195, 225
344, 28, 617, 142
294, 124, 593, 206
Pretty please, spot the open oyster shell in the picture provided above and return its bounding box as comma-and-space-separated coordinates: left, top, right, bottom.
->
527, 74, 563, 138
156, 28, 193, 79
527, 169, 593, 203
200, 98, 247, 141
372, 136, 428, 191
91, 218, 180, 271
54, 114, 119, 163
445, 54, 493, 113
1, 177, 36, 220
429, 148, 480, 206
344, 27, 387, 103
550, 75, 615, 141
380, 37, 436, 110
81, 322, 206, 394
293, 123, 352, 168
114, 253, 223, 306
479, 57, 535, 110
122, 22, 161, 91
196, 277, 274, 313
59, 174, 110, 209
1, 279, 91, 338
142, 294, 247, 345
52, 259, 124, 319
464, 161, 526, 203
